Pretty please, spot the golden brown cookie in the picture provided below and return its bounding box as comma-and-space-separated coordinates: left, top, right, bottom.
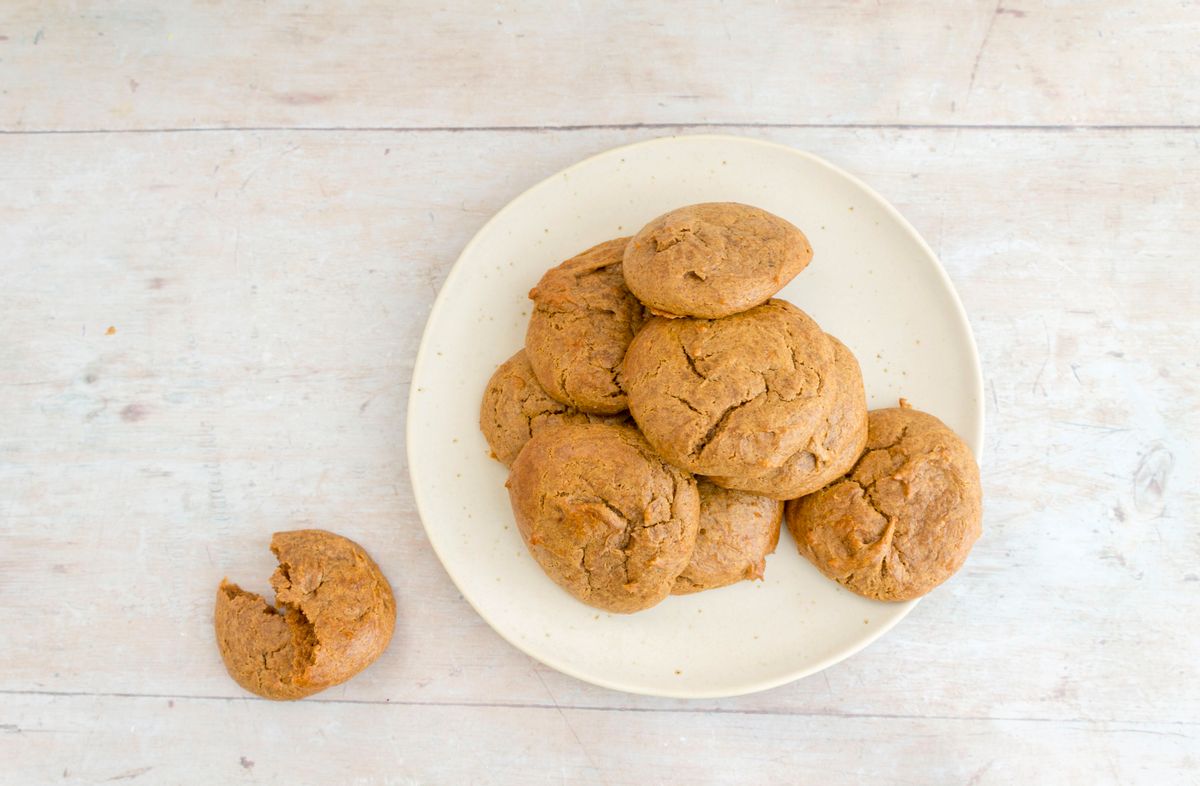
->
621, 299, 835, 477
214, 530, 395, 699
479, 349, 619, 466
784, 404, 982, 601
707, 335, 867, 500
506, 422, 700, 613
622, 202, 812, 318
525, 237, 643, 414
672, 481, 782, 594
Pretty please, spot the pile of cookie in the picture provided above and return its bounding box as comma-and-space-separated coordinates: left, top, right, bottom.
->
481, 203, 981, 613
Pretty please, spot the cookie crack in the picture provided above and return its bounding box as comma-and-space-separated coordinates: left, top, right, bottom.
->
556, 364, 570, 400
599, 358, 625, 397
669, 393, 704, 417
844, 474, 891, 523
514, 385, 566, 438
887, 540, 913, 578
576, 548, 598, 596
690, 393, 757, 458
878, 425, 911, 453
680, 343, 707, 381
653, 225, 694, 252
770, 347, 824, 403
835, 475, 900, 580
593, 496, 629, 529
275, 561, 328, 602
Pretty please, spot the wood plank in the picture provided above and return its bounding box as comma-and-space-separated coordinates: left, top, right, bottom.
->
2, 1, 1199, 131
1, 126, 1197, 731
3, 693, 1196, 784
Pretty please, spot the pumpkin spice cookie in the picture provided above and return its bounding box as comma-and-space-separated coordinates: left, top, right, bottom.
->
479, 349, 620, 466
621, 299, 836, 478
214, 529, 395, 700
622, 202, 812, 318
784, 403, 982, 601
506, 422, 700, 613
525, 237, 644, 414
672, 481, 783, 595
707, 335, 867, 500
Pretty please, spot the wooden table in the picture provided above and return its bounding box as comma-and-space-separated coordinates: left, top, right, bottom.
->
2, 2, 1197, 783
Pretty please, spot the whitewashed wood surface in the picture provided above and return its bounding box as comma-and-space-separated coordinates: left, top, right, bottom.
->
1, 2, 1198, 784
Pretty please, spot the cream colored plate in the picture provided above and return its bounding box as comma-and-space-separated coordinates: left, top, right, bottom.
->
408, 135, 983, 698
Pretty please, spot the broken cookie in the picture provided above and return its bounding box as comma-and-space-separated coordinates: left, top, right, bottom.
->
214, 529, 395, 699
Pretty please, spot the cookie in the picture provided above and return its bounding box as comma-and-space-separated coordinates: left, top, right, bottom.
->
707, 335, 867, 500
506, 422, 700, 613
214, 529, 395, 699
672, 481, 783, 594
621, 299, 836, 477
479, 349, 618, 466
784, 403, 982, 601
622, 202, 812, 318
525, 237, 644, 414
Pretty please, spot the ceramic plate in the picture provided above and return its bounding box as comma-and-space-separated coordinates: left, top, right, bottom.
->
408, 135, 983, 698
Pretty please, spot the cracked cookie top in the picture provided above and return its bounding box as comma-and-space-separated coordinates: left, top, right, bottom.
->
622, 202, 812, 318
621, 299, 836, 477
672, 481, 782, 595
479, 349, 620, 466
214, 530, 395, 699
706, 334, 868, 500
784, 403, 982, 601
506, 422, 700, 613
525, 237, 643, 414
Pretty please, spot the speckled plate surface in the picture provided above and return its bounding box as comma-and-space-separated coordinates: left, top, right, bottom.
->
408, 135, 983, 698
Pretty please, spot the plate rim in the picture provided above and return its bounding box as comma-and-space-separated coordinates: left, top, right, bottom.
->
407, 133, 985, 699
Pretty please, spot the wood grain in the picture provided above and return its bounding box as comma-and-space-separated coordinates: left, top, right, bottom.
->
2, 1, 1199, 131
1, 126, 1198, 786
3, 693, 1196, 784
2, 1, 1199, 782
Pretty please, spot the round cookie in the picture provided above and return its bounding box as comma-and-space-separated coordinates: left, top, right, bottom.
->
622, 202, 812, 318
784, 404, 982, 601
214, 529, 395, 700
621, 299, 836, 477
479, 349, 619, 466
525, 236, 643, 414
506, 422, 700, 613
707, 335, 867, 500
672, 481, 783, 595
